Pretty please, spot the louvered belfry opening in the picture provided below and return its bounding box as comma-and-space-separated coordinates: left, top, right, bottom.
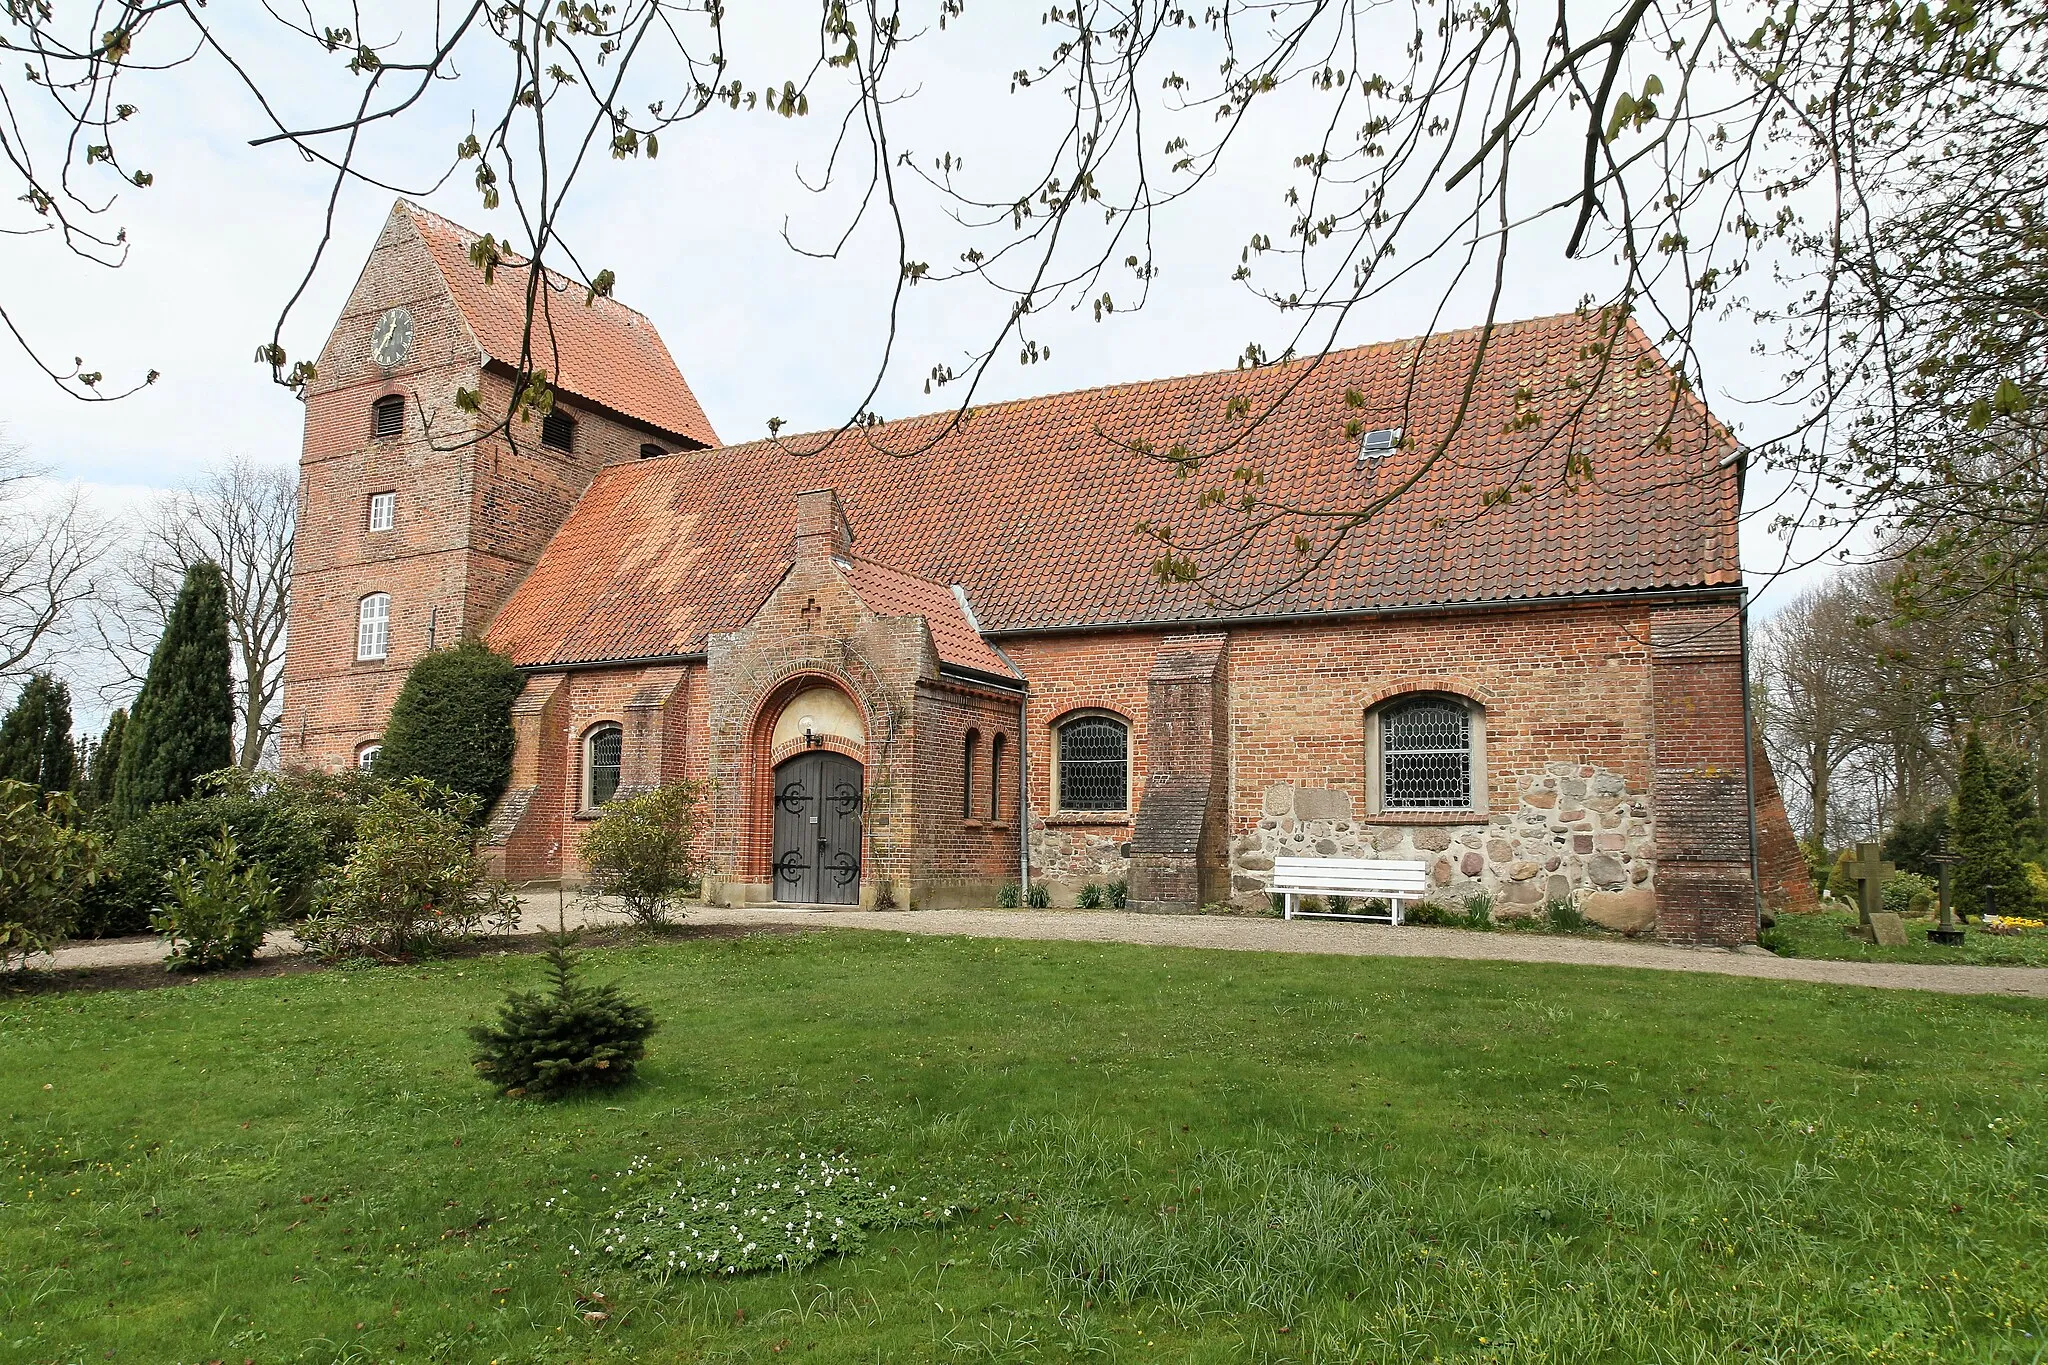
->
541, 409, 576, 452
370, 394, 404, 440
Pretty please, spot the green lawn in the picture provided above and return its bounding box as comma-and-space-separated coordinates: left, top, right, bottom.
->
3, 929, 2045, 1364
1765, 906, 2048, 967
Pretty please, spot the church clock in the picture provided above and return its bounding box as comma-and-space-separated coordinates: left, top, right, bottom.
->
370, 307, 413, 368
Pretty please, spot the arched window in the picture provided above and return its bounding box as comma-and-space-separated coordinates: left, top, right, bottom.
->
1056, 713, 1129, 812
355, 742, 381, 771
356, 593, 389, 661
1379, 696, 1473, 810
962, 729, 980, 817
989, 734, 1007, 821
584, 723, 623, 808
370, 394, 404, 440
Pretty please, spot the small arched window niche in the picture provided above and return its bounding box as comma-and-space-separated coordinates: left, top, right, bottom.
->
355, 742, 381, 772
356, 593, 390, 661
1367, 693, 1486, 815
962, 729, 980, 818
989, 733, 1007, 822
584, 722, 624, 809
1054, 711, 1130, 814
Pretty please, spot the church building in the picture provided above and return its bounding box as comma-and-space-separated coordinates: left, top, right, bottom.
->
280, 201, 1813, 945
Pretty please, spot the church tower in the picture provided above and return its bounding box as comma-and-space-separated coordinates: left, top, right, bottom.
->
279, 201, 718, 771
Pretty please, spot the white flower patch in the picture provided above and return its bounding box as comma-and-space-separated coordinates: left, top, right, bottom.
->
586, 1151, 969, 1281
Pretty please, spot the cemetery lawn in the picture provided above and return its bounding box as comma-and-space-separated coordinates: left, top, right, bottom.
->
3, 930, 2045, 1365
1764, 906, 2048, 967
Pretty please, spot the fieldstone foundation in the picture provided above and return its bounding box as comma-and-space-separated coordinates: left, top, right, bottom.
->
1230, 764, 1656, 916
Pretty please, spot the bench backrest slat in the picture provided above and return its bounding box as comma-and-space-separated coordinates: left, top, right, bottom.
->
1270, 856, 1429, 894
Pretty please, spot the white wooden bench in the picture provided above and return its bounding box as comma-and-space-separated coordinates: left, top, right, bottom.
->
1273, 856, 1431, 925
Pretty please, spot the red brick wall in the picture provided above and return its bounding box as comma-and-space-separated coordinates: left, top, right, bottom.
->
997, 632, 1161, 896
911, 682, 1024, 900
1647, 603, 1757, 943
281, 206, 676, 772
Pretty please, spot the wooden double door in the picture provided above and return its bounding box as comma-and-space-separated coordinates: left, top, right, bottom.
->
771, 751, 864, 905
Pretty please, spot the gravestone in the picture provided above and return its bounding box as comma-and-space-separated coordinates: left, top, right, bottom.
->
1866, 912, 1908, 946
1848, 841, 1897, 944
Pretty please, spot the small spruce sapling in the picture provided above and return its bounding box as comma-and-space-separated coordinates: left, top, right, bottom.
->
469, 932, 657, 1097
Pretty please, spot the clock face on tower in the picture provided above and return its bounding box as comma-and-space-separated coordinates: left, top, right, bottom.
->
370, 308, 413, 368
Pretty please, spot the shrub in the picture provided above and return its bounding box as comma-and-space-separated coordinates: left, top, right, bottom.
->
1107, 879, 1129, 909
579, 782, 706, 927
1326, 893, 1352, 915
115, 560, 234, 822
1404, 900, 1456, 926
0, 781, 99, 966
301, 778, 519, 959
1461, 893, 1494, 928
1546, 896, 1588, 931
1026, 882, 1051, 909
1881, 871, 1938, 918
468, 936, 655, 1097
1075, 883, 1104, 909
1883, 805, 1950, 879
373, 639, 523, 812
152, 829, 277, 971
996, 882, 1020, 908
77, 769, 358, 937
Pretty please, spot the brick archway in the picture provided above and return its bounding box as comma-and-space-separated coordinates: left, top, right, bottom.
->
739, 671, 876, 882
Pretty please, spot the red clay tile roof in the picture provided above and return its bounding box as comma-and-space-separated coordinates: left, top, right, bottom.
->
487, 310, 1740, 668
841, 559, 1020, 679
402, 202, 718, 447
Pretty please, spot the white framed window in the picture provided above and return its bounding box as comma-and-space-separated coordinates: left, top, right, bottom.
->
356, 742, 381, 771
1053, 711, 1130, 813
356, 593, 390, 661
584, 723, 623, 808
1366, 694, 1486, 813
367, 491, 396, 532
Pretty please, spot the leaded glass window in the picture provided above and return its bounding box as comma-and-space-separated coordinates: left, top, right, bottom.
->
585, 724, 623, 807
1057, 715, 1128, 812
1380, 698, 1472, 809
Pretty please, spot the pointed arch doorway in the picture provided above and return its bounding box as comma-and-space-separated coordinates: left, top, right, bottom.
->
771, 750, 864, 904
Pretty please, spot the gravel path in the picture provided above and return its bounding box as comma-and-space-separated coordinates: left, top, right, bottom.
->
18, 900, 2048, 998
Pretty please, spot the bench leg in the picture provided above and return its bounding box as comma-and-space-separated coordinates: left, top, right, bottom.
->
1284, 892, 1294, 921
1392, 897, 1403, 927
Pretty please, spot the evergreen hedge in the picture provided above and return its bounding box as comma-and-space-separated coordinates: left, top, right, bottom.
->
83, 708, 126, 813
373, 639, 523, 813
0, 672, 76, 793
1954, 729, 2035, 919
114, 561, 233, 823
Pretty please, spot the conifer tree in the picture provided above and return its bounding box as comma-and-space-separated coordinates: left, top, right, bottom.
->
1953, 728, 2033, 919
0, 672, 75, 793
114, 561, 233, 822
373, 638, 523, 812
85, 708, 126, 812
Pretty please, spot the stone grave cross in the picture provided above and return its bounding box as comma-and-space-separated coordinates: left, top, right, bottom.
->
1850, 842, 1893, 925
1850, 841, 1904, 945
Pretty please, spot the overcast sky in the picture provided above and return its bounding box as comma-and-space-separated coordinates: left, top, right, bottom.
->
5, 4, 1847, 654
